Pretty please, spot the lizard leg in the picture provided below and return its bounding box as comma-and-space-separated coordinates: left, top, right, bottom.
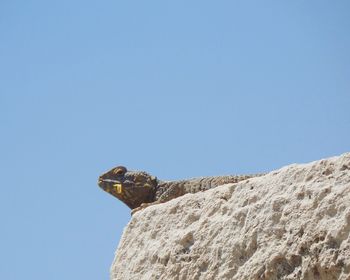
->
131, 183, 187, 215
131, 201, 161, 215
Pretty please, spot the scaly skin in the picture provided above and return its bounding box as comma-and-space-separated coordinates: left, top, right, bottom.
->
98, 166, 265, 214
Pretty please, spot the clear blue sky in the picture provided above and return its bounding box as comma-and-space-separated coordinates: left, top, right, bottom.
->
1, 1, 349, 279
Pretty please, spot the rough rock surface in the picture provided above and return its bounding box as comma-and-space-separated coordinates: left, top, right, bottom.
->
111, 153, 350, 280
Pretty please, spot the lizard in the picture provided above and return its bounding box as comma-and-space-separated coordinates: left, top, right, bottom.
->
98, 166, 265, 214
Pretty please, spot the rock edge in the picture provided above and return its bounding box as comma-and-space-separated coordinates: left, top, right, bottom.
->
111, 153, 350, 280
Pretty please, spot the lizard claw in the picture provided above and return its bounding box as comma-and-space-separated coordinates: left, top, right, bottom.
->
131, 206, 142, 215
131, 201, 160, 215
131, 203, 148, 215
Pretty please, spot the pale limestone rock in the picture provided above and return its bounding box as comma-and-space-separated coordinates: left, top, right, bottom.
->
111, 153, 350, 280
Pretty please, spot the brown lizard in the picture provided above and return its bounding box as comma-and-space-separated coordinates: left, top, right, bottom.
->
98, 166, 265, 214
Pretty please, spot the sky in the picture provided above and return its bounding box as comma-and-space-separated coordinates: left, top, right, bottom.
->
1, 1, 349, 279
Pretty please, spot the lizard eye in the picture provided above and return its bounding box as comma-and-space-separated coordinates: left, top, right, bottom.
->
113, 166, 127, 176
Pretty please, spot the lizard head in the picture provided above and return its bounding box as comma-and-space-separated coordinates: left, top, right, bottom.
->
98, 166, 158, 209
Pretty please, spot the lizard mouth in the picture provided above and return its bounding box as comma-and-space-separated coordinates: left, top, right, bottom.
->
98, 178, 123, 194
99, 178, 119, 184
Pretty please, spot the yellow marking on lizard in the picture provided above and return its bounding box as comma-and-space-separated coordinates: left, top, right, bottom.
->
113, 183, 123, 194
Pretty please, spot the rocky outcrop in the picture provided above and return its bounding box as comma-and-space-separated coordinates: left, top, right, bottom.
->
110, 153, 350, 280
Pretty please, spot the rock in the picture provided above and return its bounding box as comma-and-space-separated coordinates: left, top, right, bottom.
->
110, 153, 350, 280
